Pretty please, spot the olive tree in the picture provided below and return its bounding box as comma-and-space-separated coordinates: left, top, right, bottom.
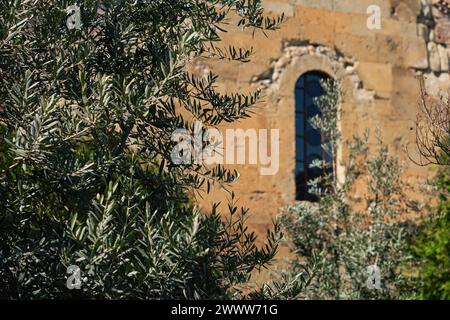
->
0, 0, 291, 299
280, 80, 422, 299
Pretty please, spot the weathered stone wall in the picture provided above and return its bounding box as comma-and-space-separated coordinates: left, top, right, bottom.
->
418, 0, 450, 93
194, 0, 447, 250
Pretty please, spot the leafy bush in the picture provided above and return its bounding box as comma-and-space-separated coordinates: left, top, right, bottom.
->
279, 80, 422, 299
413, 168, 450, 300
0, 0, 286, 299
412, 79, 450, 300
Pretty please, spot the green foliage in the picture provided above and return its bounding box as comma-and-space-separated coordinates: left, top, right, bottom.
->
279, 80, 421, 299
414, 168, 450, 300
0, 0, 286, 299
247, 266, 316, 300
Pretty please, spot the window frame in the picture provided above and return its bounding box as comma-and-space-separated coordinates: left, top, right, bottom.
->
294, 71, 331, 201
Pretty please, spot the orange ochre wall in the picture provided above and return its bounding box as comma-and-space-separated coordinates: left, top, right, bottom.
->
189, 0, 445, 261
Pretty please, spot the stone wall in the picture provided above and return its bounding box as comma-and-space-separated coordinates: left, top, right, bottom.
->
194, 0, 446, 250
417, 0, 450, 94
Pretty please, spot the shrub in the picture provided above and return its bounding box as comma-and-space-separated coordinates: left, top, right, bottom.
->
0, 0, 286, 299
279, 80, 422, 299
414, 167, 450, 300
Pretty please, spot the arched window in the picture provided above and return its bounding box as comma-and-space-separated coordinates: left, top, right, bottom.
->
295, 71, 332, 201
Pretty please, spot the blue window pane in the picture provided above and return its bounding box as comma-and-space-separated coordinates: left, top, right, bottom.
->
307, 104, 320, 118
306, 121, 321, 136
295, 113, 304, 135
307, 146, 322, 163
306, 80, 323, 97
296, 161, 304, 174
306, 92, 321, 117
306, 129, 321, 146
296, 77, 305, 88
296, 138, 304, 161
295, 89, 304, 112
294, 71, 333, 201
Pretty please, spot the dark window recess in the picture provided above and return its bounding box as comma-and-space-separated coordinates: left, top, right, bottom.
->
295, 72, 333, 201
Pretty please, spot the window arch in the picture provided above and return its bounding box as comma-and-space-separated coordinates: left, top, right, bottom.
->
295, 71, 332, 201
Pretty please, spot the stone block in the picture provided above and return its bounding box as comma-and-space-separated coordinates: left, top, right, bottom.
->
390, 67, 421, 121
374, 34, 403, 65
333, 0, 391, 16
334, 11, 353, 33
357, 62, 393, 94
392, 1, 418, 22
299, 23, 335, 45
428, 41, 441, 72
335, 33, 378, 61
402, 37, 428, 69
295, 5, 336, 26
263, 0, 295, 17
294, 0, 334, 10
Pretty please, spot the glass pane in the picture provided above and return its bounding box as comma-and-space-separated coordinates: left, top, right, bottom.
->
295, 72, 334, 201
295, 161, 304, 174
296, 76, 305, 88
295, 113, 304, 136
295, 89, 304, 112
307, 145, 322, 164
296, 138, 304, 161
306, 99, 320, 117
306, 79, 324, 97
306, 129, 321, 146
